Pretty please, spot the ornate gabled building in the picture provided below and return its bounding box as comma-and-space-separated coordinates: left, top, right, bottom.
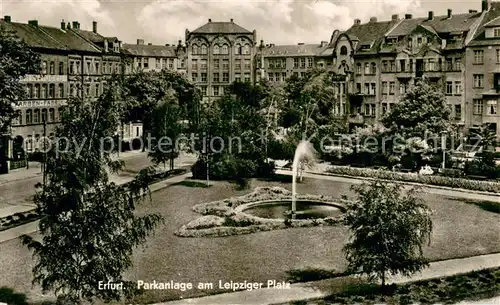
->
185, 18, 256, 101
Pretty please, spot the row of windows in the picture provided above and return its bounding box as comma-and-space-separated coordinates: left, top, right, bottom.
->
198, 85, 226, 96
235, 59, 251, 70
12, 107, 63, 125
135, 57, 175, 70
375, 58, 462, 73
364, 103, 461, 119
41, 61, 65, 75
445, 81, 462, 95
25, 83, 65, 99
192, 43, 252, 56
68, 60, 119, 75
473, 99, 500, 115
356, 62, 377, 75
192, 72, 251, 83
473, 49, 500, 64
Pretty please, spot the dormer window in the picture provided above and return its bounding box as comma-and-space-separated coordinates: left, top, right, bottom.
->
340, 46, 348, 55
494, 28, 500, 37
360, 44, 370, 51
417, 37, 423, 47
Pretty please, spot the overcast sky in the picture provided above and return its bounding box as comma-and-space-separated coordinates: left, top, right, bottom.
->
0, 0, 485, 45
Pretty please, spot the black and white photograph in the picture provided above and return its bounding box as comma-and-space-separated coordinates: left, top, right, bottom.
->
0, 0, 499, 304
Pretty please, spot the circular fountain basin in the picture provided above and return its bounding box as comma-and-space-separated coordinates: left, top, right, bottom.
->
241, 200, 345, 220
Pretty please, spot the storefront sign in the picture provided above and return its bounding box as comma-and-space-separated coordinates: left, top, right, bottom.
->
21, 75, 67, 82
16, 100, 67, 108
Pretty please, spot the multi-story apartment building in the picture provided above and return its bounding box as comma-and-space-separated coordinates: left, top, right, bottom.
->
185, 19, 256, 101
121, 39, 186, 74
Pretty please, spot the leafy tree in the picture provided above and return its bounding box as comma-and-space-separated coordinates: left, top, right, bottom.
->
343, 181, 433, 287
464, 124, 499, 178
22, 82, 162, 304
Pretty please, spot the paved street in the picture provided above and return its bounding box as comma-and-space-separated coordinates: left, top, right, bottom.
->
0, 151, 197, 216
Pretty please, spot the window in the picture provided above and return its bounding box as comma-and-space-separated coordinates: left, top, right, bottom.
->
454, 104, 462, 119
268, 72, 274, 82
48, 108, 55, 122
76, 61, 81, 74
364, 63, 370, 74
473, 74, 484, 88
192, 59, 198, 70
455, 81, 461, 95
201, 73, 207, 82
370, 62, 376, 74
236, 59, 241, 70
417, 37, 423, 47
41, 109, 47, 123
356, 63, 362, 74
41, 84, 47, 98
399, 82, 408, 94
244, 59, 251, 70
370, 83, 376, 95
446, 58, 453, 71
214, 59, 220, 69
294, 58, 299, 68
33, 109, 40, 124
300, 58, 306, 68
26, 110, 32, 124
243, 44, 251, 55
473, 99, 483, 115
455, 58, 461, 71
356, 83, 361, 93
235, 44, 242, 55
48, 84, 55, 98
213, 86, 219, 96
381, 82, 388, 94
222, 59, 229, 70
201, 86, 207, 96
446, 82, 453, 95
235, 73, 241, 82
213, 73, 219, 82
26, 84, 32, 98
399, 59, 406, 72
59, 62, 64, 75
156, 58, 161, 69
222, 44, 229, 55
222, 72, 229, 82
487, 100, 497, 115
192, 44, 198, 55
389, 82, 395, 94
42, 61, 47, 74
494, 28, 500, 37
381, 61, 388, 72
191, 73, 198, 82
96, 62, 99, 73
364, 83, 370, 94
340, 46, 348, 55
307, 57, 313, 68
169, 59, 174, 69
95, 83, 100, 96
213, 45, 220, 55
244, 73, 250, 83
474, 50, 484, 64
34, 84, 40, 98
201, 59, 207, 70
143, 58, 149, 69
49, 62, 55, 75
428, 58, 436, 71
282, 72, 287, 81
382, 103, 388, 115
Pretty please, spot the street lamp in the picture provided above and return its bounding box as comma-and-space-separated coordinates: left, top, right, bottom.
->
441, 130, 447, 171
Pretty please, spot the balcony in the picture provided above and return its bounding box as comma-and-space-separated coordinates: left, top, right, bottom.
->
348, 113, 364, 125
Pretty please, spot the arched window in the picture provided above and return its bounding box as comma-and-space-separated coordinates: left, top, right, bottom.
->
213, 45, 220, 55
58, 84, 64, 98
370, 62, 376, 74
33, 109, 40, 124
234, 44, 241, 55
58, 107, 65, 121
201, 44, 207, 55
243, 44, 251, 55
41, 84, 47, 99
34, 84, 40, 98
41, 109, 47, 123
49, 61, 55, 75
48, 108, 55, 122
192, 44, 198, 55
48, 84, 55, 98
222, 44, 229, 54
26, 84, 32, 98
26, 110, 32, 124
364, 63, 370, 74
340, 46, 348, 55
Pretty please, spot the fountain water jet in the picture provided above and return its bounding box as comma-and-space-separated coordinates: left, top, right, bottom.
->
291, 141, 316, 217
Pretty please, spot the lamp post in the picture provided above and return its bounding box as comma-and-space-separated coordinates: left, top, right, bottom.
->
441, 130, 447, 171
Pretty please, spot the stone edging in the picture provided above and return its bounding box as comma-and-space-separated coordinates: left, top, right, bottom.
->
302, 170, 500, 197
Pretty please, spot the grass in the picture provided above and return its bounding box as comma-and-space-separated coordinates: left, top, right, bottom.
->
173, 180, 211, 188
286, 268, 347, 283
469, 200, 500, 214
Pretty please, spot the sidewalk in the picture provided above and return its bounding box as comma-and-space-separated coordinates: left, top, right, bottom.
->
158, 253, 500, 305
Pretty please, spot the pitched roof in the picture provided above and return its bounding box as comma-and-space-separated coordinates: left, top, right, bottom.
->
346, 20, 398, 54
258, 44, 327, 57
468, 7, 500, 46
121, 43, 177, 57
191, 21, 251, 34
0, 21, 67, 50
37, 25, 102, 53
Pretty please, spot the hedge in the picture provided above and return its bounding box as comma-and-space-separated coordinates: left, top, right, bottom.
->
326, 165, 500, 193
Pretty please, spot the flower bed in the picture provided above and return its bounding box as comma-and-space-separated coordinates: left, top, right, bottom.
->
0, 210, 40, 232
327, 165, 500, 194
176, 186, 347, 238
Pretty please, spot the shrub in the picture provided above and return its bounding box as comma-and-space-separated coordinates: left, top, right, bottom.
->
0, 287, 28, 305
440, 168, 465, 178
327, 165, 500, 193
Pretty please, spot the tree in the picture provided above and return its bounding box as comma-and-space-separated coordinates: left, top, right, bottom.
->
22, 82, 162, 304
343, 181, 433, 287
465, 124, 499, 178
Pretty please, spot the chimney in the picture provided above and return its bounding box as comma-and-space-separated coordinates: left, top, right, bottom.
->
208, 18, 212, 22
369, 17, 377, 23
148, 43, 152, 45
447, 9, 452, 18
298, 42, 304, 45
428, 11, 434, 20
66, 22, 71, 29
320, 40, 328, 47
92, 21, 97, 33
469, 9, 478, 13
392, 14, 399, 21
230, 18, 233, 22
178, 40, 182, 46
4, 16, 11, 23
405, 14, 413, 19
28, 20, 38, 27
482, 0, 490, 11
72, 21, 78, 30
60, 19, 65, 30
137, 39, 144, 45
165, 44, 170, 46
354, 18, 361, 25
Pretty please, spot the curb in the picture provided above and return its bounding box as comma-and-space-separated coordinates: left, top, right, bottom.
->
286, 169, 500, 198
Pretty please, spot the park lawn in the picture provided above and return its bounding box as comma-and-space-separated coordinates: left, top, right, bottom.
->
0, 176, 498, 304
